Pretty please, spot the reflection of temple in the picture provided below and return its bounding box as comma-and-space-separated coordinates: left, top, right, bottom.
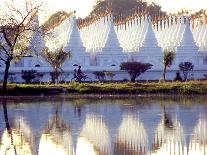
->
0, 117, 35, 155
76, 114, 111, 155
38, 116, 74, 155
188, 116, 207, 155
2, 101, 207, 155
114, 113, 148, 155
152, 109, 185, 155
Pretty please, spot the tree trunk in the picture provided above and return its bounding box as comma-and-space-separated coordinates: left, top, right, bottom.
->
2, 99, 17, 155
2, 100, 11, 132
163, 65, 167, 81
54, 68, 59, 84
131, 74, 136, 82
2, 62, 10, 95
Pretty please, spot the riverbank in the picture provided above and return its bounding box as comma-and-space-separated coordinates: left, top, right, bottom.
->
0, 81, 207, 96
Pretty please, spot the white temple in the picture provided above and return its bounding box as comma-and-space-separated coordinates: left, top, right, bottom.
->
0, 12, 207, 82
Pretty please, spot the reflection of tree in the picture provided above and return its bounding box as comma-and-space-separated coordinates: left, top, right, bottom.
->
152, 106, 184, 155
114, 113, 148, 155
72, 99, 87, 118
0, 100, 34, 155
39, 102, 74, 155
76, 114, 111, 155
1, 99, 17, 155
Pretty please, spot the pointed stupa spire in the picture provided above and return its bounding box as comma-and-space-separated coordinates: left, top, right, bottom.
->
64, 15, 86, 54
177, 16, 199, 53
63, 14, 90, 67
28, 13, 45, 56
139, 16, 162, 55
96, 14, 127, 67
101, 15, 123, 53
137, 16, 163, 70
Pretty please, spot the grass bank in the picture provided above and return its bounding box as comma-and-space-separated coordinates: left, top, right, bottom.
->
0, 81, 207, 96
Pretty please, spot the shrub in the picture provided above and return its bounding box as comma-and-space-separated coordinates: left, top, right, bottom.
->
21, 70, 37, 84
93, 71, 106, 81
105, 71, 115, 81
179, 62, 194, 81
120, 62, 152, 82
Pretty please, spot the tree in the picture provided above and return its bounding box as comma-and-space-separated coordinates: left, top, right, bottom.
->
120, 62, 152, 82
105, 71, 115, 81
41, 46, 71, 83
22, 70, 43, 84
0, 0, 42, 95
179, 62, 194, 81
90, 0, 166, 21
93, 71, 106, 82
162, 50, 175, 81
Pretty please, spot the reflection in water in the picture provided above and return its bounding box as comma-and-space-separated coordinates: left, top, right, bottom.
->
115, 113, 148, 155
0, 117, 34, 155
1, 98, 207, 155
189, 116, 207, 155
39, 116, 74, 155
76, 114, 111, 155
152, 107, 185, 155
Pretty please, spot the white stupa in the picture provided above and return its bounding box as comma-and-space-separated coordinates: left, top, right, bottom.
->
27, 14, 46, 68
64, 16, 90, 67
138, 16, 163, 70
96, 16, 127, 68
175, 16, 203, 69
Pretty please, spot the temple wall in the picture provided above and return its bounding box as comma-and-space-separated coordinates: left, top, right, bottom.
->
1, 15, 207, 82
0, 67, 206, 82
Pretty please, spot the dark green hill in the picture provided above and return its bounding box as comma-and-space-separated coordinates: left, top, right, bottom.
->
90, 0, 166, 19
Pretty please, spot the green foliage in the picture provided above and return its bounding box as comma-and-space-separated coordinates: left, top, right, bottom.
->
1, 81, 207, 96
179, 62, 194, 81
41, 46, 71, 83
162, 50, 175, 81
120, 62, 152, 82
93, 71, 115, 81
42, 46, 71, 70
92, 0, 165, 20
21, 70, 37, 84
21, 70, 34, 83
105, 71, 115, 81
93, 71, 106, 81
41, 11, 72, 32
163, 50, 175, 68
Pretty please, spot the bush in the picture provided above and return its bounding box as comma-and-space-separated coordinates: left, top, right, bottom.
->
93, 71, 106, 81
105, 71, 115, 81
179, 62, 194, 81
120, 62, 152, 82
21, 70, 37, 84
21, 70, 43, 84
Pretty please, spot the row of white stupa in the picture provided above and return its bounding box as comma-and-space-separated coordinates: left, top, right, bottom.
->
1, 13, 207, 80
1, 113, 207, 155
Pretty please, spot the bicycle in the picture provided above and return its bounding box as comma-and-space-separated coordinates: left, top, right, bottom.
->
70, 74, 92, 82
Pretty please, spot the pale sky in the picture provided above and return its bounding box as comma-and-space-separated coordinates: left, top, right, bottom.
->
0, 0, 207, 24
148, 0, 207, 13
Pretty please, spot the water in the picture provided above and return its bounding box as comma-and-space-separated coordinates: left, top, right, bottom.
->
0, 96, 207, 155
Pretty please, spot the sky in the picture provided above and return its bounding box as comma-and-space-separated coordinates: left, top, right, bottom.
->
148, 0, 207, 13
0, 0, 207, 24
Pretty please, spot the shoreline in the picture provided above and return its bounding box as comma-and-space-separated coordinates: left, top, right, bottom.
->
1, 81, 207, 97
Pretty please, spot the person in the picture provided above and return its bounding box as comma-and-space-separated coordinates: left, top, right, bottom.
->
76, 66, 86, 82
73, 69, 77, 79
174, 71, 182, 81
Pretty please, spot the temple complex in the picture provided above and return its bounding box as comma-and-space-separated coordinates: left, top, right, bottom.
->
0, 11, 207, 81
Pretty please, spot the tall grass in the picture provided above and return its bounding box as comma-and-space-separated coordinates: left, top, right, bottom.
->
1, 81, 207, 95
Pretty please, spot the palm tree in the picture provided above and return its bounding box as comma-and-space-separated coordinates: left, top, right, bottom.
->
42, 46, 72, 83
162, 50, 175, 81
